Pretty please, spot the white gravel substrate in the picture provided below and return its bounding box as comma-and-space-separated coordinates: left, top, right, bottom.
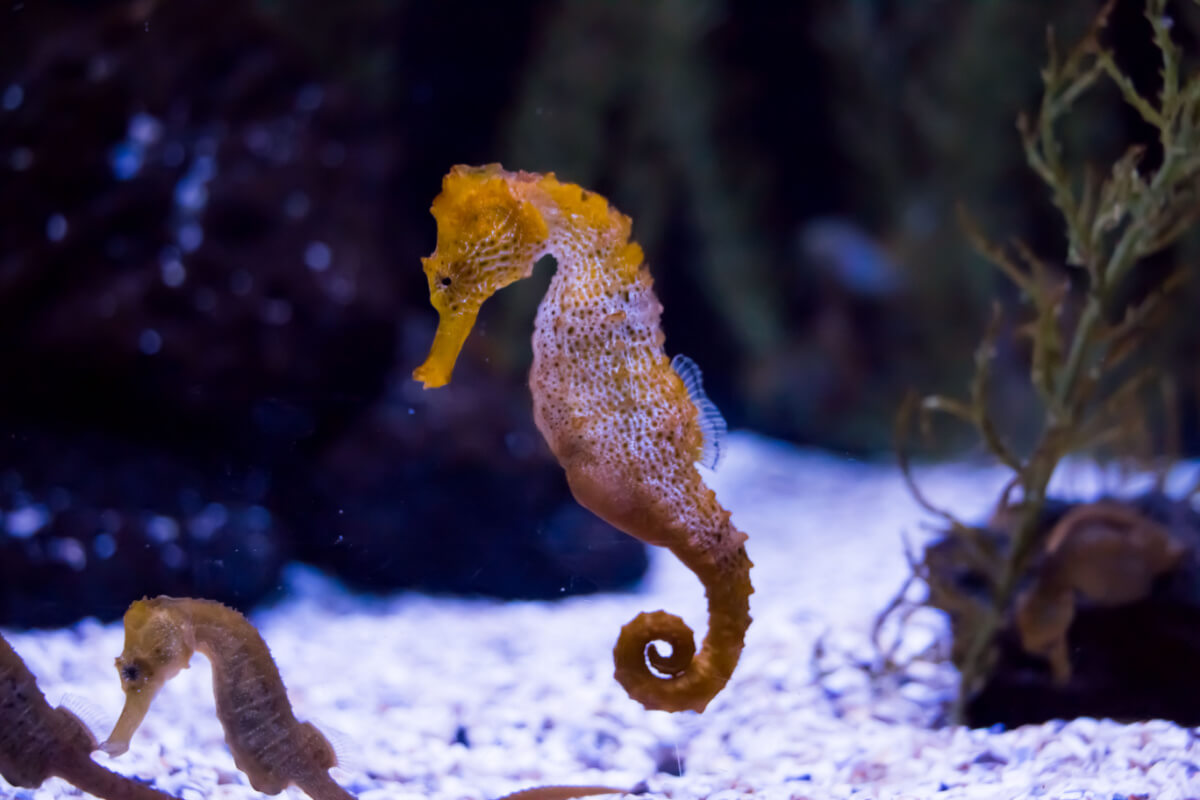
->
4, 433, 1198, 800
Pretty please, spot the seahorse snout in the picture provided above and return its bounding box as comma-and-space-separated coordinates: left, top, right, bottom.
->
413, 308, 478, 389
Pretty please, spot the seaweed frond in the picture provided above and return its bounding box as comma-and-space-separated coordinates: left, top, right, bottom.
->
889, 0, 1200, 720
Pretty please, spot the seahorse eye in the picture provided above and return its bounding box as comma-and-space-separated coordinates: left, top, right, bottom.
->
121, 662, 141, 682
440, 276, 452, 287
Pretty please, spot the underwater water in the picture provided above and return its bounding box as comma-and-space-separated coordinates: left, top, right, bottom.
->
5, 2, 1200, 799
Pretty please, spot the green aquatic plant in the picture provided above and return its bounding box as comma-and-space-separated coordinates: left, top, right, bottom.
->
892, 0, 1200, 720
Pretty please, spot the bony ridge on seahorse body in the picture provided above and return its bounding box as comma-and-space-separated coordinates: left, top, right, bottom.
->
102, 596, 355, 800
0, 631, 178, 800
413, 163, 753, 713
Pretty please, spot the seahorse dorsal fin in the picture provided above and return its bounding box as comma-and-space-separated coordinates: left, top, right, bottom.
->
315, 718, 363, 774
670, 353, 727, 470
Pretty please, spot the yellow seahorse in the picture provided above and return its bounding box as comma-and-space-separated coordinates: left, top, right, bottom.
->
413, 164, 753, 712
0, 631, 178, 800
102, 596, 355, 800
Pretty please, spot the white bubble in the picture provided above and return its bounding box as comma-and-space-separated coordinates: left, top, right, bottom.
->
110, 143, 142, 180
88, 55, 112, 81
99, 508, 122, 533
50, 537, 87, 571
128, 112, 163, 146
147, 515, 179, 543
188, 503, 228, 541
160, 543, 185, 570
161, 257, 186, 287
139, 328, 162, 355
9, 147, 32, 170
244, 505, 272, 531
6, 505, 49, 538
284, 191, 310, 219
2, 84, 22, 112
162, 141, 186, 167
194, 135, 218, 158
244, 126, 272, 156
174, 176, 208, 211
190, 154, 216, 182
295, 84, 323, 112
194, 288, 217, 312
304, 240, 332, 271
262, 298, 293, 325
93, 533, 117, 559
329, 275, 356, 303
46, 213, 67, 242
230, 269, 253, 296
177, 221, 203, 252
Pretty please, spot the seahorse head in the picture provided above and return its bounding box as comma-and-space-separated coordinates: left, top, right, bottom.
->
413, 163, 550, 388
102, 597, 194, 755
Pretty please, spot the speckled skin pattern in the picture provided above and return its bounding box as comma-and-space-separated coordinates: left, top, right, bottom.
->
414, 164, 753, 712
104, 597, 353, 800
0, 632, 177, 799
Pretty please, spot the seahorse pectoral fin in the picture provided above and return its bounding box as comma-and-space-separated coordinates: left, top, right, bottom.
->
413, 308, 479, 389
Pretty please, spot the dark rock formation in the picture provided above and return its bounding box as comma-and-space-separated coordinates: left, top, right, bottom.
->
0, 0, 646, 627
925, 493, 1200, 727
0, 0, 397, 462
293, 342, 649, 599
0, 429, 289, 628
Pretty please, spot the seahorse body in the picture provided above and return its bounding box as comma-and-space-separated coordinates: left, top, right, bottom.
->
1015, 501, 1185, 683
0, 632, 177, 800
103, 597, 354, 800
414, 164, 753, 712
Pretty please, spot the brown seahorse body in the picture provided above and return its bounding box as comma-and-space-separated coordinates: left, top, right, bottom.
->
103, 596, 354, 800
0, 631, 177, 800
1014, 501, 1186, 683
414, 164, 753, 712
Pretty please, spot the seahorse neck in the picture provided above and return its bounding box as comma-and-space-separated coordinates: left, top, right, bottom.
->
529, 193, 630, 290
174, 600, 264, 667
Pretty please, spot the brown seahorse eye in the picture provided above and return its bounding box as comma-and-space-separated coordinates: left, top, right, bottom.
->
440, 276, 452, 287
121, 663, 140, 682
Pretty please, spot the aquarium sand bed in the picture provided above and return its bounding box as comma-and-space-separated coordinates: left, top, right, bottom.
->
4, 433, 1198, 800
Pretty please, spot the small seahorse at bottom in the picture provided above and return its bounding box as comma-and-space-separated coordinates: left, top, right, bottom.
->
413, 164, 753, 712
101, 596, 355, 800
0, 631, 178, 800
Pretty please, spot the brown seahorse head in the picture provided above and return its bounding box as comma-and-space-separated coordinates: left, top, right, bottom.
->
104, 598, 194, 756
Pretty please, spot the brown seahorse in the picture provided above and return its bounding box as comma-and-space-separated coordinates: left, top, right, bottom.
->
413, 164, 753, 712
1014, 501, 1186, 683
101, 596, 355, 800
0, 631, 178, 800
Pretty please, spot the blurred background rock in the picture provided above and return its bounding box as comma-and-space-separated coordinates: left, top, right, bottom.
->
1, 0, 1197, 625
